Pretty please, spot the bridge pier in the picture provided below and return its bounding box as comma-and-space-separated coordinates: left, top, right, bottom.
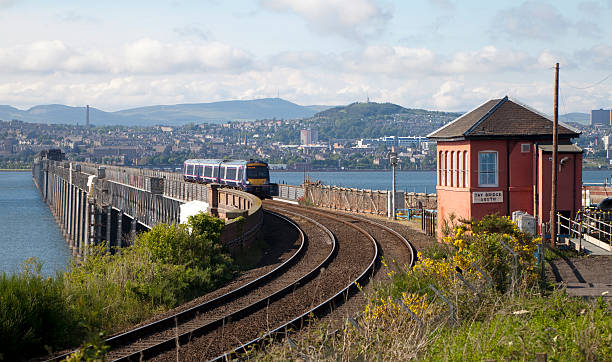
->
130, 217, 138, 245
116, 210, 123, 248
33, 154, 263, 260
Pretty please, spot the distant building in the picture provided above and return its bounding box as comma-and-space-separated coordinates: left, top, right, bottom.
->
590, 109, 611, 126
300, 129, 318, 145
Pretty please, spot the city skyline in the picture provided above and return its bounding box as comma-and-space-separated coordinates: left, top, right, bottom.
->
0, 0, 611, 114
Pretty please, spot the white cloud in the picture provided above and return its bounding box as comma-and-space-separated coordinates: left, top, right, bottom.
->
0, 0, 18, 9
428, 0, 455, 11
445, 46, 532, 74
122, 39, 252, 73
260, 0, 391, 40
0, 39, 252, 75
491, 1, 571, 40
0, 38, 608, 113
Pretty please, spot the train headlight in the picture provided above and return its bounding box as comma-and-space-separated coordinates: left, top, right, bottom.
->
246, 180, 250, 185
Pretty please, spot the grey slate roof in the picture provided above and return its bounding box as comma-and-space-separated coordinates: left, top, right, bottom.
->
427, 96, 580, 139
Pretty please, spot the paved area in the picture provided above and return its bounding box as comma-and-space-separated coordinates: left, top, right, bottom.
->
567, 237, 612, 256
546, 255, 612, 307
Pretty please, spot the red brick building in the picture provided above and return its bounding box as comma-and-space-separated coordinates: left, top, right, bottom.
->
428, 96, 582, 234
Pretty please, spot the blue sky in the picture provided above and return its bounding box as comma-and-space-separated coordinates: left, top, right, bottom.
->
0, 0, 611, 114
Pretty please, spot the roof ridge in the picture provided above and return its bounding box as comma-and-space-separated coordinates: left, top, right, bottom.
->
464, 96, 508, 136
506, 96, 581, 135
426, 98, 500, 138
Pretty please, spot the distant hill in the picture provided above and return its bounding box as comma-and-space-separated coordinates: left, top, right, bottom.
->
308, 101, 461, 140
0, 104, 129, 126
0, 98, 333, 126
560, 112, 589, 125
315, 102, 409, 119
305, 104, 337, 113
114, 98, 323, 124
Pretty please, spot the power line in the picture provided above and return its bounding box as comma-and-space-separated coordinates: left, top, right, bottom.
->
566, 72, 612, 90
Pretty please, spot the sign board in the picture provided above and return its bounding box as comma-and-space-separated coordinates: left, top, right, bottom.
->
472, 191, 503, 204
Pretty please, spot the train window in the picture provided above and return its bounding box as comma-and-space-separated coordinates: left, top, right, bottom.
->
197, 165, 203, 176
220, 166, 227, 179
213, 166, 219, 178
187, 164, 194, 175
204, 166, 212, 178
226, 168, 237, 180
237, 167, 243, 180
247, 165, 269, 179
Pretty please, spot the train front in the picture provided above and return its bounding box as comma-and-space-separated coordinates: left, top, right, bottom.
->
245, 161, 270, 196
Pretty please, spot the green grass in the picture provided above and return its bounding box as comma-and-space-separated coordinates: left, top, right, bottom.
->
424, 291, 611, 361
255, 215, 610, 361
0, 213, 236, 360
0, 259, 79, 361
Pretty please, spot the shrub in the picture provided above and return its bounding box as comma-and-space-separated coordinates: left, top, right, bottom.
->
64, 212, 234, 333
256, 214, 609, 361
0, 259, 79, 360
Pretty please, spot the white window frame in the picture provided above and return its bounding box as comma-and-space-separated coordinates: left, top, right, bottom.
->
450, 151, 455, 187
446, 151, 451, 186
439, 151, 444, 186
458, 151, 463, 188
464, 151, 469, 187
478, 151, 498, 187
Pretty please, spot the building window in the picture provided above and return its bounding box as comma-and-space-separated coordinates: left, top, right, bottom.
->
478, 151, 498, 187
450, 151, 455, 187
458, 151, 463, 188
439, 151, 444, 186
464, 151, 469, 187
521, 143, 530, 153
446, 151, 451, 186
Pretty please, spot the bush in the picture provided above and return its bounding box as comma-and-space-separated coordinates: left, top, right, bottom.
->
0, 259, 79, 360
64, 212, 234, 333
0, 212, 234, 359
256, 214, 609, 361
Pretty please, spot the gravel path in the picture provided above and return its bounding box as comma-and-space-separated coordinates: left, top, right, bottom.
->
546, 254, 612, 306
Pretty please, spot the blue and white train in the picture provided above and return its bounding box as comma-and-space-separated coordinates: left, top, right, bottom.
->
182, 159, 271, 196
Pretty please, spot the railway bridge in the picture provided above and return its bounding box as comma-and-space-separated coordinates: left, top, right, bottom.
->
33, 150, 422, 360
31, 150, 263, 257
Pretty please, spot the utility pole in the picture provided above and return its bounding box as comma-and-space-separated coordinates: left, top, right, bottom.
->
550, 63, 559, 246
388, 150, 398, 220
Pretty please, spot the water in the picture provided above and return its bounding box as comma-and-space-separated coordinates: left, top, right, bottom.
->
271, 169, 612, 193
1, 168, 611, 275
0, 172, 71, 276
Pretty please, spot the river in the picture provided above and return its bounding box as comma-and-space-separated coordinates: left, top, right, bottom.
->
1, 169, 611, 275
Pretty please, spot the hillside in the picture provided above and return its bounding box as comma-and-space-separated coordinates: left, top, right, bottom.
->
114, 98, 323, 124
560, 112, 589, 125
0, 98, 332, 126
308, 101, 461, 140
315, 102, 409, 119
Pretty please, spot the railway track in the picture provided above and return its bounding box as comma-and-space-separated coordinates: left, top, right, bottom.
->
49, 201, 415, 361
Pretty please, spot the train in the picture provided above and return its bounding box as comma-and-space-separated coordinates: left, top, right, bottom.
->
182, 159, 272, 196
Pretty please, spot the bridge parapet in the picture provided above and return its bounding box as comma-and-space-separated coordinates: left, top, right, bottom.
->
216, 187, 263, 249
33, 156, 262, 257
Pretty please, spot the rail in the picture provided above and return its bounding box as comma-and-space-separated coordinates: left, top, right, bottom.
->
113, 209, 337, 361
48, 210, 312, 362
556, 212, 612, 251
213, 205, 380, 361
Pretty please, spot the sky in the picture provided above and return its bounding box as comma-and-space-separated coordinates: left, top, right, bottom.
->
0, 0, 611, 114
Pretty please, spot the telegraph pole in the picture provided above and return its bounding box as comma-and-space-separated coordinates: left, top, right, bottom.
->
388, 150, 398, 220
550, 63, 559, 246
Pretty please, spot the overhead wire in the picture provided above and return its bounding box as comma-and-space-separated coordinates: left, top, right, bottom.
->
566, 72, 612, 90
